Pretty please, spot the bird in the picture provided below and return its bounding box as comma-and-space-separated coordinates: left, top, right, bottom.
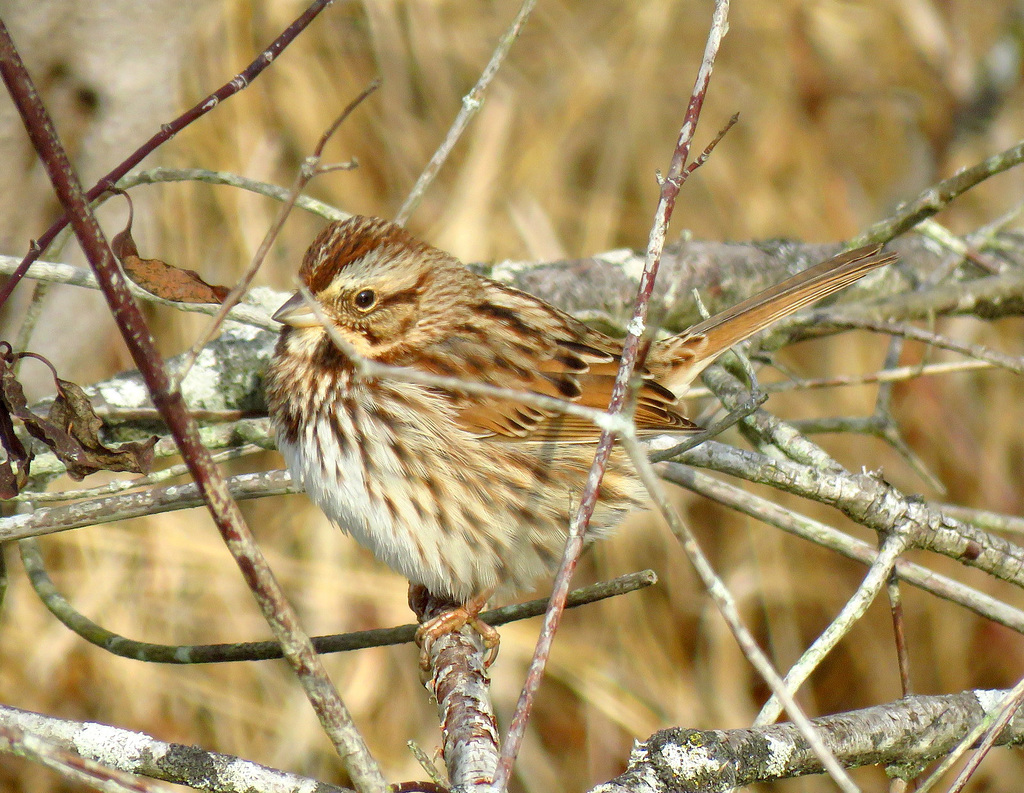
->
265, 215, 894, 658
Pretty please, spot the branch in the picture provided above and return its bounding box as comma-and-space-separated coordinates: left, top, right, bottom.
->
1, 470, 297, 541
663, 444, 1024, 587
19, 535, 656, 663
666, 464, 1024, 633
0, 704, 352, 793
591, 690, 1024, 793
0, 253, 278, 330
118, 167, 348, 222
410, 590, 498, 791
851, 138, 1024, 248
395, 0, 537, 226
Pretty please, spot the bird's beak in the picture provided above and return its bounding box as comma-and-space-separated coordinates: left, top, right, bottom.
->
272, 292, 321, 328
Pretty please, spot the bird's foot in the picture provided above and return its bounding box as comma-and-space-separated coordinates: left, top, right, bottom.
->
413, 590, 499, 671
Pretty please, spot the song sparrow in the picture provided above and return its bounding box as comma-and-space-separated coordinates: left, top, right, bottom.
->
266, 216, 893, 646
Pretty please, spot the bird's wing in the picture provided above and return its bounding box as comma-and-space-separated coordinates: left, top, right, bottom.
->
419, 281, 697, 443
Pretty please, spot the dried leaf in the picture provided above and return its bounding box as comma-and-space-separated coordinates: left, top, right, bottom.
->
0, 347, 155, 487
0, 458, 20, 499
0, 375, 30, 497
112, 201, 229, 304
120, 252, 230, 304
0, 356, 34, 497
49, 378, 156, 479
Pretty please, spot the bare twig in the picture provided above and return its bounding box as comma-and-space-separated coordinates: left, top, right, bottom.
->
663, 464, 1024, 633
700, 364, 845, 472
0, 22, 387, 792
21, 537, 655, 663
915, 217, 1004, 274
887, 569, 913, 697
5, 443, 262, 503
118, 167, 348, 220
754, 530, 912, 726
395, 0, 537, 226
851, 137, 1024, 248
492, 3, 733, 788
625, 442, 860, 791
667, 443, 1024, 588
0, 470, 298, 541
826, 317, 1024, 376
0, 254, 276, 329
729, 358, 993, 397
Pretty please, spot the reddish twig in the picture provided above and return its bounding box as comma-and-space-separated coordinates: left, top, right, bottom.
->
887, 569, 913, 698
490, 1, 732, 788
0, 19, 387, 793
0, 0, 335, 311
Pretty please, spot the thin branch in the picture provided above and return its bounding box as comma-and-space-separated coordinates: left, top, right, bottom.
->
915, 217, 1004, 274
394, 0, 537, 226
648, 385, 766, 462
20, 537, 655, 663
625, 441, 859, 792
851, 137, 1024, 248
493, 3, 732, 787
1, 470, 298, 542
663, 464, 1024, 632
0, 254, 277, 329
666, 444, 1024, 588
118, 167, 348, 220
754, 530, 912, 726
887, 568, 913, 697
826, 317, 1024, 376
700, 364, 845, 473
5, 443, 262, 503
700, 358, 994, 398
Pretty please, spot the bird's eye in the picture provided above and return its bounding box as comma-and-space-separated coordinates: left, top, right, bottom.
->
354, 289, 376, 310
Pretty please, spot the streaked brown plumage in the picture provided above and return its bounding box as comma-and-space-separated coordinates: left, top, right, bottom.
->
266, 215, 894, 610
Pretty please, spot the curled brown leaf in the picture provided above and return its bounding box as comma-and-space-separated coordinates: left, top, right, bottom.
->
0, 346, 155, 490
111, 191, 229, 304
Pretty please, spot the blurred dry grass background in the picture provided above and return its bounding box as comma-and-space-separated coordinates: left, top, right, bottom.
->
2, 0, 1024, 790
